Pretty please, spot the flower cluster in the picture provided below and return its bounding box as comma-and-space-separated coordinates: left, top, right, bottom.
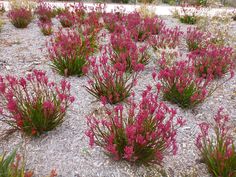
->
85, 55, 138, 104
47, 29, 95, 76
0, 70, 74, 136
196, 108, 236, 177
155, 59, 211, 108
86, 87, 185, 164
38, 20, 53, 36
189, 45, 235, 78
7, 7, 33, 28
109, 31, 150, 72
186, 27, 209, 51
149, 26, 183, 50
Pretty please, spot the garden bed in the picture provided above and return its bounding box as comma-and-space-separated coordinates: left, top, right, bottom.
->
0, 1, 236, 177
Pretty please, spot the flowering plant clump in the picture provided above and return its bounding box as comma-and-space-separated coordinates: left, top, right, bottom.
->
35, 2, 54, 23
149, 26, 183, 50
196, 108, 236, 177
7, 7, 33, 28
0, 70, 75, 136
189, 45, 235, 78
109, 31, 150, 73
38, 21, 53, 36
86, 86, 185, 164
177, 5, 199, 24
0, 149, 33, 177
58, 8, 75, 28
85, 55, 138, 104
47, 29, 95, 76
186, 27, 210, 51
0, 148, 58, 177
155, 59, 212, 108
125, 13, 164, 41
103, 12, 123, 33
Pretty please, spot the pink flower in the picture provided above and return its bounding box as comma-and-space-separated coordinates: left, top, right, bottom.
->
124, 146, 134, 160
7, 99, 17, 112
43, 100, 55, 111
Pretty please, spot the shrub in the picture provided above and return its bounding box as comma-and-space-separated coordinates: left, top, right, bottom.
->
149, 26, 183, 50
38, 21, 53, 36
7, 7, 33, 28
196, 108, 236, 177
186, 27, 210, 51
109, 31, 150, 73
189, 45, 235, 78
47, 29, 95, 76
85, 55, 138, 104
155, 59, 212, 108
35, 2, 54, 22
0, 70, 74, 136
86, 87, 185, 164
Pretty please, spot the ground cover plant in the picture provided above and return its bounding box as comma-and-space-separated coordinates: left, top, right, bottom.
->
0, 70, 74, 136
86, 87, 185, 164
196, 108, 236, 177
7, 7, 33, 28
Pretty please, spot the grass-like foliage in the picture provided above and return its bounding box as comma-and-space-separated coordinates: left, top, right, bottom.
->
7, 7, 32, 28
155, 59, 211, 108
86, 87, 185, 165
0, 70, 75, 136
47, 29, 94, 76
196, 108, 236, 177
0, 149, 33, 177
85, 55, 138, 104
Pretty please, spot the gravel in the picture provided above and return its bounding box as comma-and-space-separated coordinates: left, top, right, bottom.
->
0, 11, 235, 177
